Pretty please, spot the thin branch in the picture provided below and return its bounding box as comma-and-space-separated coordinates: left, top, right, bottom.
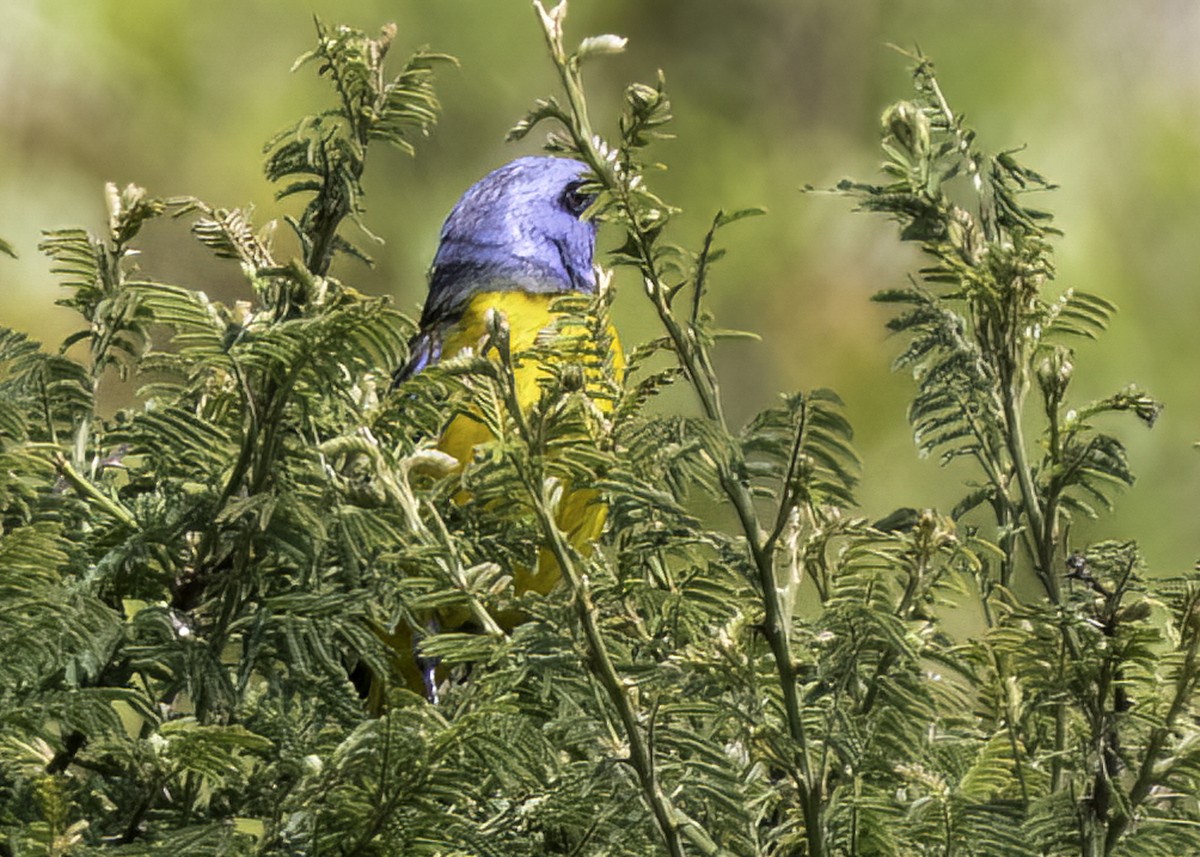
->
532, 5, 826, 852
489, 314, 724, 857
53, 452, 139, 530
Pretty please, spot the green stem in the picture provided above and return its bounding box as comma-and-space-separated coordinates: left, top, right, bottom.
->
623, 160, 826, 854
1000, 379, 1057, 601
859, 553, 926, 716
493, 322, 723, 857
642, 248, 821, 806
54, 453, 138, 530
991, 650, 1031, 806
533, 6, 823, 850
1051, 636, 1068, 794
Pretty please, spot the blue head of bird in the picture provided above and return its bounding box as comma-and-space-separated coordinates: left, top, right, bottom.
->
397, 156, 598, 382
426, 156, 596, 314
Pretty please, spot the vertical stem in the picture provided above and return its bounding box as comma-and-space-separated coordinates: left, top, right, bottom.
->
1051, 637, 1068, 794
532, 5, 823, 850
492, 330, 723, 857
1000, 384, 1056, 601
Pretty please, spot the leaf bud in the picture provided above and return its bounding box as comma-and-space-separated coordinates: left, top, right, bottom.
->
577, 34, 628, 61
626, 82, 660, 113
561, 363, 585, 392
882, 100, 931, 157
484, 307, 511, 357
1037, 345, 1074, 404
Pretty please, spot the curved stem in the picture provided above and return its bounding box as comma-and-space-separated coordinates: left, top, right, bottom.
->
1001, 387, 1057, 601
493, 325, 723, 857
532, 6, 824, 850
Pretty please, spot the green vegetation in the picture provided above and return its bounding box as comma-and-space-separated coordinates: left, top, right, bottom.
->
2, 4, 1198, 855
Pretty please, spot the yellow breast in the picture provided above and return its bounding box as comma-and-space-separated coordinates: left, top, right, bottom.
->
437, 290, 623, 466
377, 291, 622, 702
438, 290, 622, 596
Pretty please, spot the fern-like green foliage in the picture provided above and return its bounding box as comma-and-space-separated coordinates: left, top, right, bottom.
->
830, 48, 1194, 857
2, 8, 1199, 857
835, 53, 1160, 600
265, 20, 454, 275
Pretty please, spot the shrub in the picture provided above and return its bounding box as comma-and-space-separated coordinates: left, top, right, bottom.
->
1, 4, 1196, 855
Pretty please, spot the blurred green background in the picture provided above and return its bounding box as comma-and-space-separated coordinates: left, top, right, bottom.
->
2, 1, 1197, 573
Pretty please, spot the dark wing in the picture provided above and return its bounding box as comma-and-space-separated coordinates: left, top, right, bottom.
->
392, 327, 442, 388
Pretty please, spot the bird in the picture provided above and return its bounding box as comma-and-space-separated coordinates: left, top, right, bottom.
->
380, 155, 623, 700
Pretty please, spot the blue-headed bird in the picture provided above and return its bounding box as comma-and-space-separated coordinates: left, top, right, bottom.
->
385, 156, 623, 698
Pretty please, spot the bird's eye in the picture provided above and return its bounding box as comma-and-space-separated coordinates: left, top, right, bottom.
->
561, 182, 594, 217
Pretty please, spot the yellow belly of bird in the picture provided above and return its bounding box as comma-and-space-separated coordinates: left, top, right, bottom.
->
378, 292, 621, 702
439, 290, 622, 596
